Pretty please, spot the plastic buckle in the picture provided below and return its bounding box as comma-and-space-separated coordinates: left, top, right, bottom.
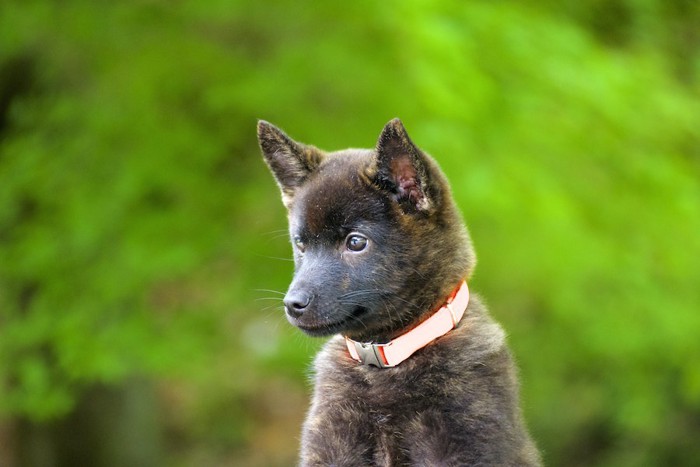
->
353, 341, 388, 368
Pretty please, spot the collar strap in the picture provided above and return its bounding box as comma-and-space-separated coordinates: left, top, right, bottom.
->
344, 280, 469, 368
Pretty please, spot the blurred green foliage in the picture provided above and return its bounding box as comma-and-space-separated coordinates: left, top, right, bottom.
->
1, 0, 699, 466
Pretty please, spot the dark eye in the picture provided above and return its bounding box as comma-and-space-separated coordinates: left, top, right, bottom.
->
346, 234, 368, 252
293, 236, 306, 253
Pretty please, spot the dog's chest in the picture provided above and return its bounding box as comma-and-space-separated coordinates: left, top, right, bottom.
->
360, 408, 404, 465
334, 357, 455, 463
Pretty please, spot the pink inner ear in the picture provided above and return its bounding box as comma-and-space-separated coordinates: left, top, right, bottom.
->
391, 156, 423, 205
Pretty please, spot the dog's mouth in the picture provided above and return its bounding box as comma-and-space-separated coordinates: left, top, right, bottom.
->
294, 306, 370, 336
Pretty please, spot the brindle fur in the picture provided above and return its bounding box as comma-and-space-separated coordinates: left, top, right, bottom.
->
258, 119, 541, 466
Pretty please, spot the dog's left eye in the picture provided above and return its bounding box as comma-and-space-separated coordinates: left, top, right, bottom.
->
346, 234, 368, 252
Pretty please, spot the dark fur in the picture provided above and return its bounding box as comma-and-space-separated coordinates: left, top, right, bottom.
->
258, 119, 541, 466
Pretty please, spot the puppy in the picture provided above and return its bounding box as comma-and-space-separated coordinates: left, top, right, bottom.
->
258, 119, 541, 466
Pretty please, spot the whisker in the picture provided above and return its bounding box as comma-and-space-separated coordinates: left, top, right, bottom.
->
267, 233, 292, 241
337, 289, 381, 300
389, 295, 421, 309
261, 229, 289, 237
411, 268, 427, 280
344, 312, 368, 330
253, 253, 293, 262
254, 289, 286, 296
259, 304, 285, 313
337, 301, 365, 307
330, 304, 370, 331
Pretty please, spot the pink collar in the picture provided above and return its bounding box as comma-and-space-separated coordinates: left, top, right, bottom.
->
344, 280, 469, 368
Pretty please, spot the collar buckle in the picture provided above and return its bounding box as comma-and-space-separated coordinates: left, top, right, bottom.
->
353, 341, 390, 368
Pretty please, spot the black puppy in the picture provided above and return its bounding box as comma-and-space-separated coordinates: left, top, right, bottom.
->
258, 119, 541, 466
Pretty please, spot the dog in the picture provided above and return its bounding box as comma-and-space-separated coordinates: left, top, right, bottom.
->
258, 119, 541, 466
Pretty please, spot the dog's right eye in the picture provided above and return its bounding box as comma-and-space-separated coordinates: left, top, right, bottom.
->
293, 236, 306, 253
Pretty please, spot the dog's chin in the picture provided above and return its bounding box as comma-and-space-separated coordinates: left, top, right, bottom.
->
294, 321, 345, 337
289, 306, 370, 337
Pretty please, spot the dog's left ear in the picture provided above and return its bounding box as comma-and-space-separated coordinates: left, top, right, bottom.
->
257, 121, 325, 207
375, 118, 435, 213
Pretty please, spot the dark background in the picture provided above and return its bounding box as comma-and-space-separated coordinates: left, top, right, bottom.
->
1, 1, 699, 466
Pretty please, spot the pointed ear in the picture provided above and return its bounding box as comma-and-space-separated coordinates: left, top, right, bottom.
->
257, 121, 324, 206
375, 118, 433, 213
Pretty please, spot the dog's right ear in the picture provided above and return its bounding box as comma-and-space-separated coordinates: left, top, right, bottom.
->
257, 121, 324, 207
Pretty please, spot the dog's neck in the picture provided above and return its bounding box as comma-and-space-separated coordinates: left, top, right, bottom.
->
344, 280, 469, 368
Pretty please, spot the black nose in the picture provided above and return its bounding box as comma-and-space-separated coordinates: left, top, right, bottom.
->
284, 291, 312, 318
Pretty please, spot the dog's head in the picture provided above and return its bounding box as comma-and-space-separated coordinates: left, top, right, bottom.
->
258, 119, 475, 342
